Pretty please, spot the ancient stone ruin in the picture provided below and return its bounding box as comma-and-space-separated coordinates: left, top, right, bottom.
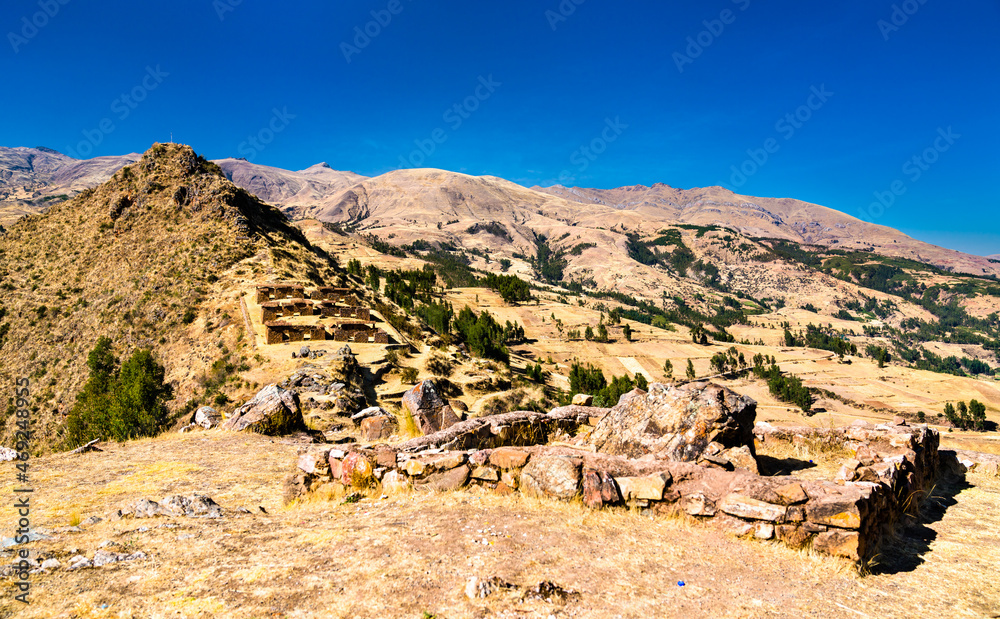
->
255, 284, 305, 304
255, 283, 387, 345
264, 322, 329, 345
286, 381, 951, 566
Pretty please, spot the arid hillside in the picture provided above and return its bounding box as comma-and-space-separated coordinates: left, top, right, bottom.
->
0, 147, 139, 226
0, 143, 339, 450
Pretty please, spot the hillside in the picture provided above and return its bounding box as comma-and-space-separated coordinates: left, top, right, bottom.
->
533, 183, 1000, 278
0, 143, 340, 451
214, 158, 366, 220
0, 147, 139, 226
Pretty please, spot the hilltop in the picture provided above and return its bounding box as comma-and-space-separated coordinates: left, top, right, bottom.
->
0, 143, 339, 450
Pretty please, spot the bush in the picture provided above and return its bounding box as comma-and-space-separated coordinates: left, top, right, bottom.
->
425, 351, 454, 377
400, 367, 419, 384
182, 307, 196, 324
65, 337, 174, 447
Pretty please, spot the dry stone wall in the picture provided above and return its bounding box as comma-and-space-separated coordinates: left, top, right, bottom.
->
288, 417, 944, 565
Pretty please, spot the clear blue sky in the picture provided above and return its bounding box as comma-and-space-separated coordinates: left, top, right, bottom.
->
2, 0, 998, 254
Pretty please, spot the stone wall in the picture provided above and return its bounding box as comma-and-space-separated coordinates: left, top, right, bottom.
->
331, 323, 389, 343
264, 322, 328, 345
317, 304, 371, 321
288, 419, 943, 565
311, 287, 358, 304
255, 284, 305, 304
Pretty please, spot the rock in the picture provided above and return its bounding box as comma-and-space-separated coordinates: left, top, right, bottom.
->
297, 449, 331, 475
92, 549, 121, 567
402, 380, 461, 435
466, 576, 514, 599
812, 530, 862, 561
0, 447, 20, 461
471, 466, 500, 482
402, 459, 427, 477
159, 494, 222, 518
682, 493, 716, 517
776, 524, 812, 548
449, 399, 469, 413
572, 394, 594, 406
722, 445, 759, 474
774, 482, 808, 505
68, 555, 92, 570
351, 406, 389, 423
415, 464, 470, 492
754, 523, 775, 540
719, 494, 786, 522
600, 471, 621, 504
805, 493, 863, 529
582, 470, 604, 508
361, 415, 397, 441
130, 498, 162, 518
40, 558, 61, 570
615, 472, 670, 502
282, 472, 313, 505
589, 382, 757, 463
489, 447, 530, 469
520, 456, 581, 501
381, 470, 412, 493
194, 406, 221, 429
221, 384, 304, 435
340, 453, 374, 487
300, 345, 311, 358
892, 415, 907, 426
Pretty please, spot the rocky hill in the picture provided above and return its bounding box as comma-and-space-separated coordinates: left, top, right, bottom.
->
0, 143, 340, 450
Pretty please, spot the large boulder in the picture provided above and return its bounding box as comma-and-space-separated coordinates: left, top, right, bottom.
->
589, 381, 757, 462
194, 406, 221, 429
220, 384, 304, 435
402, 379, 460, 435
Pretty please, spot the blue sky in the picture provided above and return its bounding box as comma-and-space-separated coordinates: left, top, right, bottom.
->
2, 0, 998, 254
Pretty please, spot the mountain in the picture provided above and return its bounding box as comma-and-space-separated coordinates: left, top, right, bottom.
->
0, 146, 140, 224
214, 158, 366, 219
532, 183, 1000, 278
0, 143, 339, 450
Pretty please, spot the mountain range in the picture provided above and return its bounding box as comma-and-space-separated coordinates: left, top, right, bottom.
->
1, 146, 996, 280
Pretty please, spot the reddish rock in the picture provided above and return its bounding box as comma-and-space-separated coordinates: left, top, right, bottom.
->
582, 470, 603, 508
489, 448, 530, 469
361, 415, 397, 441
812, 530, 862, 561
774, 482, 808, 505
600, 471, 621, 504
805, 493, 863, 529
374, 446, 398, 469
340, 452, 373, 486
415, 464, 470, 492
471, 466, 499, 482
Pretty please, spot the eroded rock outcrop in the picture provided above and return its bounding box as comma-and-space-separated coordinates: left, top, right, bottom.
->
402, 379, 460, 435
221, 384, 304, 435
590, 381, 757, 470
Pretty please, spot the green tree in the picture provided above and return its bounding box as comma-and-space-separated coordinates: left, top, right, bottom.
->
65, 338, 174, 447
622, 323, 632, 342
585, 326, 595, 341
597, 323, 609, 342
686, 359, 696, 380
969, 399, 987, 431
663, 359, 673, 379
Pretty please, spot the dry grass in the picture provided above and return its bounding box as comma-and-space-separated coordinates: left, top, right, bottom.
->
1, 432, 998, 618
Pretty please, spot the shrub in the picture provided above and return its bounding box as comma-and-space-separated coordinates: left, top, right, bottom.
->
400, 367, 419, 384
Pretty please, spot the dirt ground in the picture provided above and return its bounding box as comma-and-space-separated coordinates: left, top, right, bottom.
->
2, 432, 998, 619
